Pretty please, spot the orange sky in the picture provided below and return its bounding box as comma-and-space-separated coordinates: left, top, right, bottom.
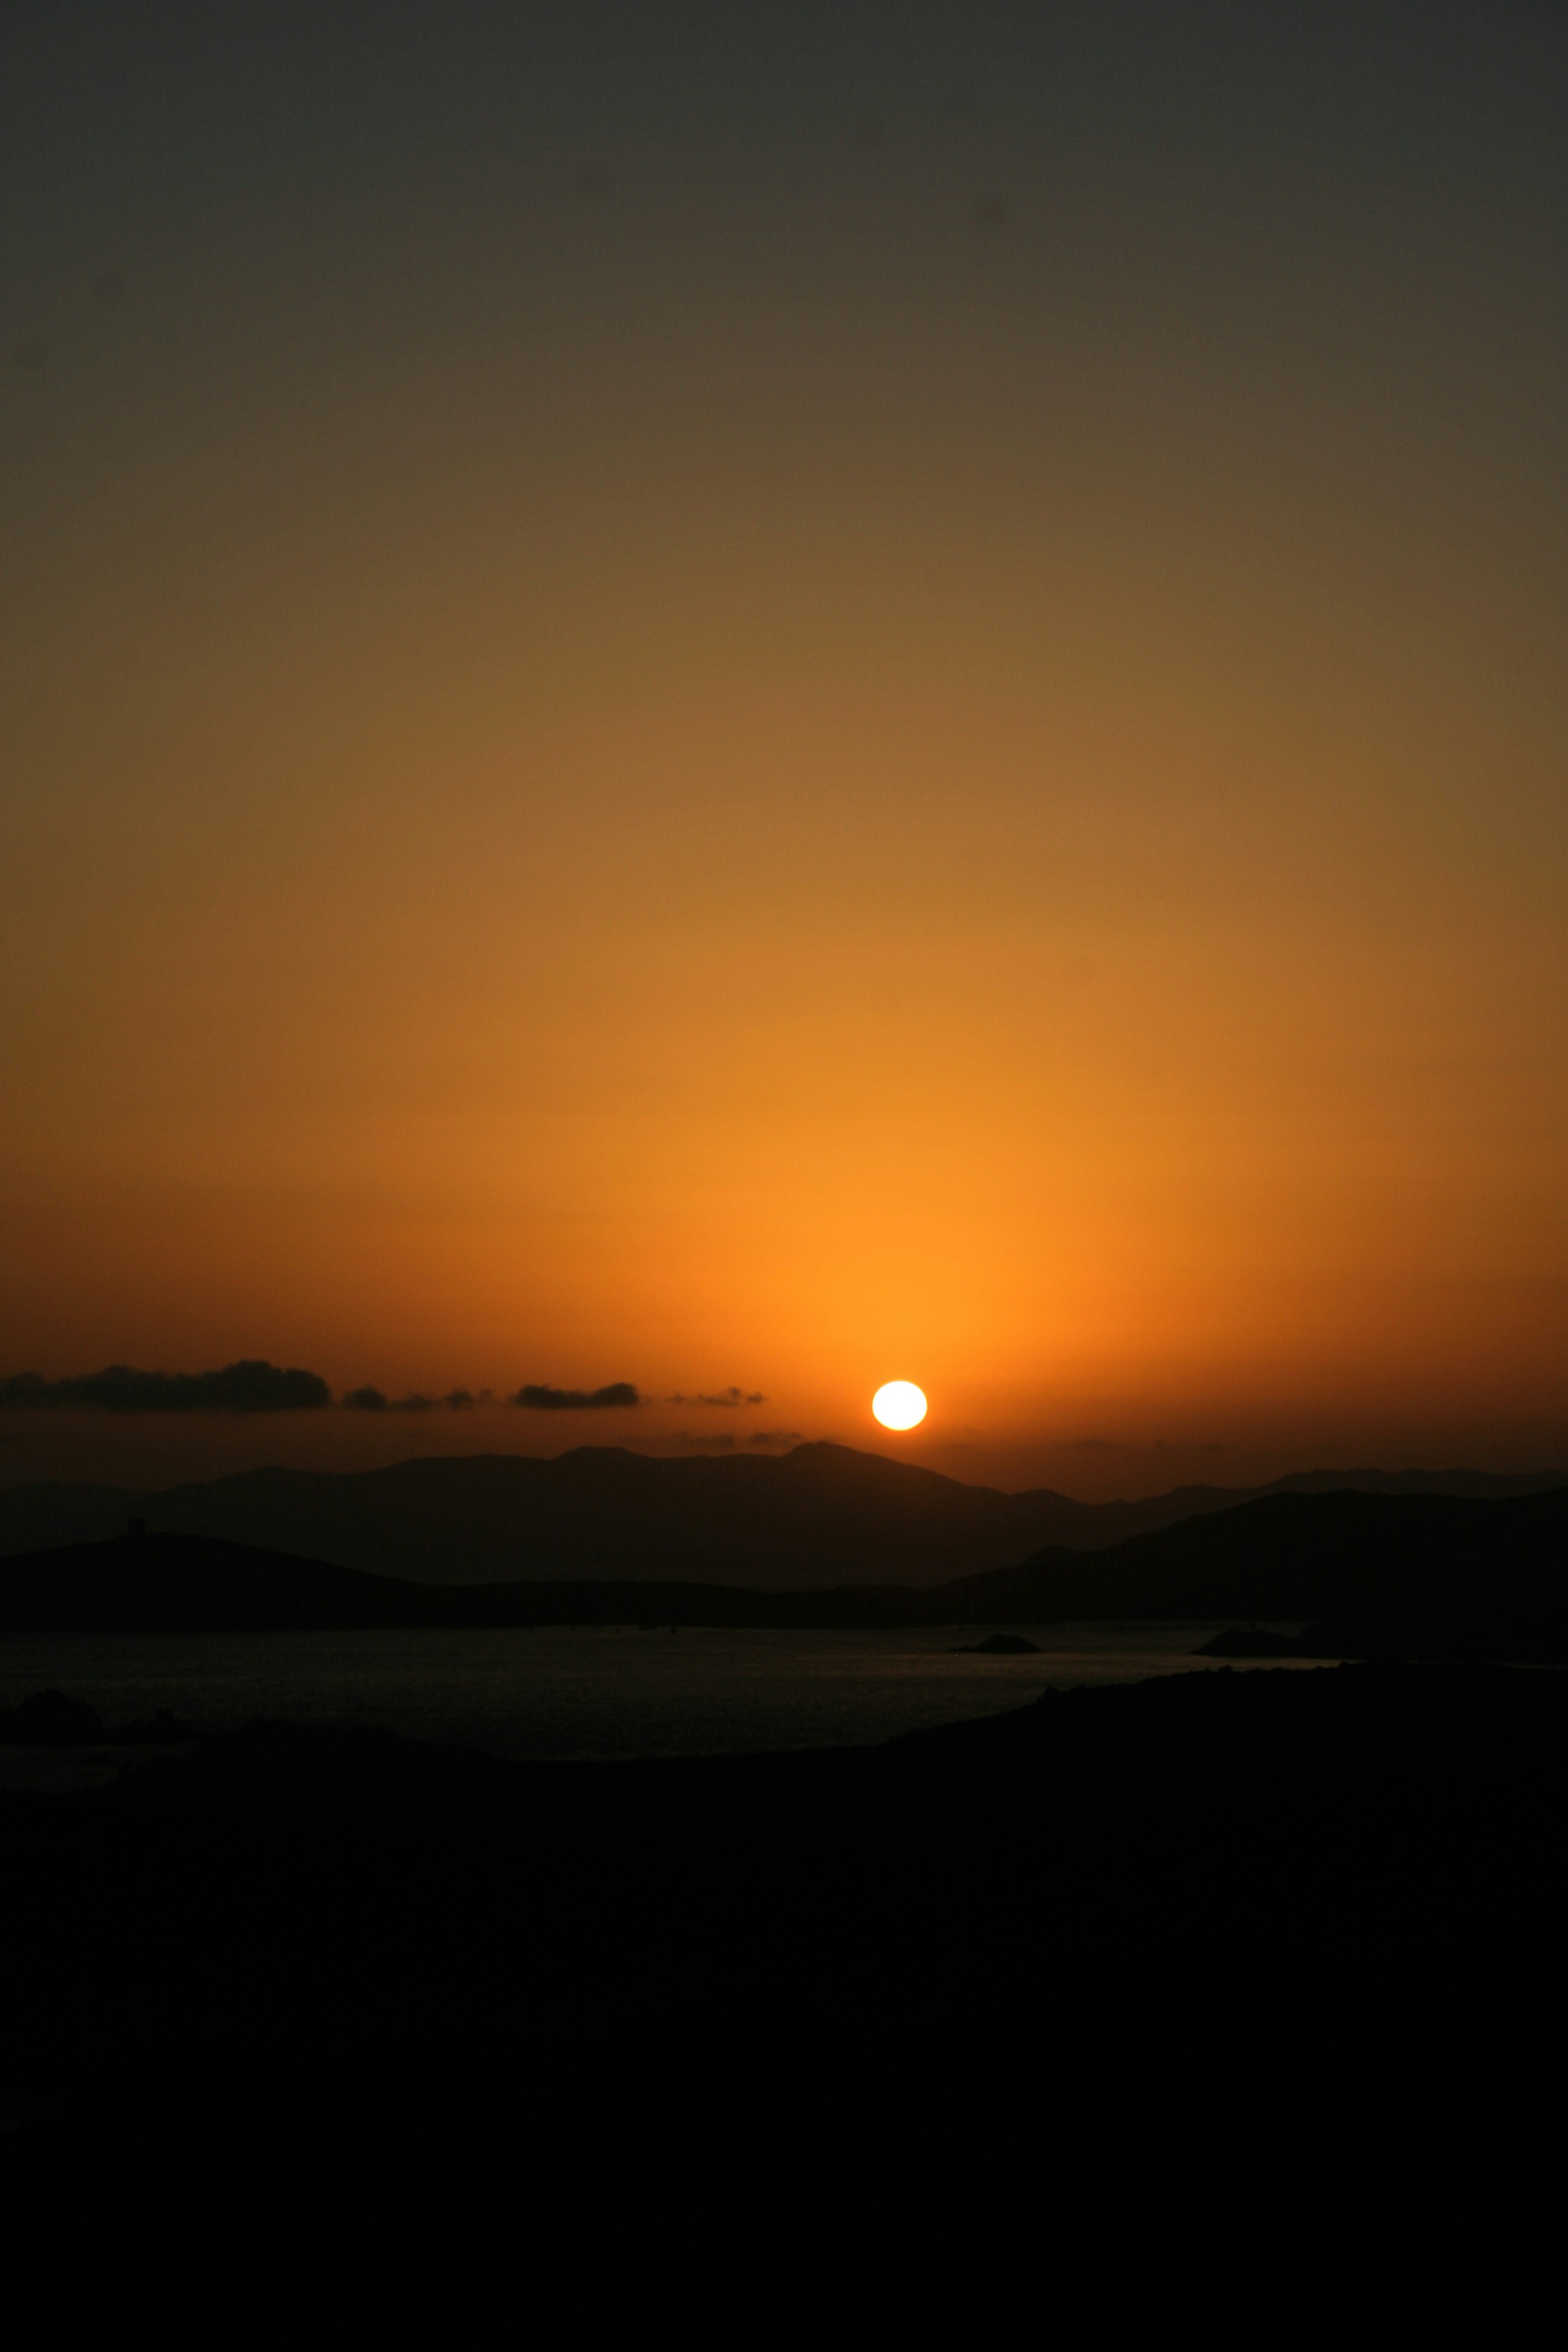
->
1, 4, 1563, 1492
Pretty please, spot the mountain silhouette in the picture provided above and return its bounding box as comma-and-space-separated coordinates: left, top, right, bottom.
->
0, 1443, 1559, 1590
2, 1486, 1563, 1638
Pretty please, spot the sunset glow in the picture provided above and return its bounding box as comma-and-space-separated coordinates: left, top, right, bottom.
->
0, 5, 1561, 1500
5, 3, 1564, 2257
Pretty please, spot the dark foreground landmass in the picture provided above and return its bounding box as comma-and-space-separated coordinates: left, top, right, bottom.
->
3, 1662, 1564, 2312
2, 1485, 1564, 1645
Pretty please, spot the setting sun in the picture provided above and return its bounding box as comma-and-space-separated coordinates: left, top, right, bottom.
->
872, 1382, 928, 1432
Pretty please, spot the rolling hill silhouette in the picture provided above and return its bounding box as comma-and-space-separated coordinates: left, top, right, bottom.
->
0, 1443, 1559, 1590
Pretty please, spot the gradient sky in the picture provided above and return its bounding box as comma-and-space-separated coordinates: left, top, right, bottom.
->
2, 1, 1564, 1495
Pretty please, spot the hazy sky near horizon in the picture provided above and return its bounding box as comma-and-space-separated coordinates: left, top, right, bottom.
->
2, 1, 1564, 1495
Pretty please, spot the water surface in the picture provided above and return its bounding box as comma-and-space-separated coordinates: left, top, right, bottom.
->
0, 1621, 1320, 1777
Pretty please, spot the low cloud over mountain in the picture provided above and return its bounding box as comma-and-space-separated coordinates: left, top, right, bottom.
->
511, 1382, 641, 1411
0, 1365, 766, 1419
343, 1387, 490, 1413
0, 1362, 331, 1413
666, 1388, 767, 1408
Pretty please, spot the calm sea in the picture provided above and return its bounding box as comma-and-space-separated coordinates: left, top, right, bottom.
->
0, 1622, 1320, 1783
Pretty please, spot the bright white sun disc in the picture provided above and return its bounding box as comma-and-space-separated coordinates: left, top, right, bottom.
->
872, 1380, 927, 1431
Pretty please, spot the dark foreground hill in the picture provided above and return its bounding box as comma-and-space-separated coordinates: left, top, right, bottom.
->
3, 1664, 1564, 2303
2, 1485, 1564, 1639
0, 1442, 1560, 1588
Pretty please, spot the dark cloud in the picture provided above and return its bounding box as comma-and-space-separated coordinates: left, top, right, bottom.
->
345, 1386, 493, 1412
748, 1430, 803, 1448
512, 1382, 640, 1411
0, 1361, 331, 1413
666, 1387, 767, 1408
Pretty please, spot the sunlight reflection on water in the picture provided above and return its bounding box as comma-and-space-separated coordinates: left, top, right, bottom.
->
0, 1622, 1327, 1762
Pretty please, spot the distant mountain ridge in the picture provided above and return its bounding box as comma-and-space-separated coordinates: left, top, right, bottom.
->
0, 1443, 1560, 1592
1, 1487, 1563, 1638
